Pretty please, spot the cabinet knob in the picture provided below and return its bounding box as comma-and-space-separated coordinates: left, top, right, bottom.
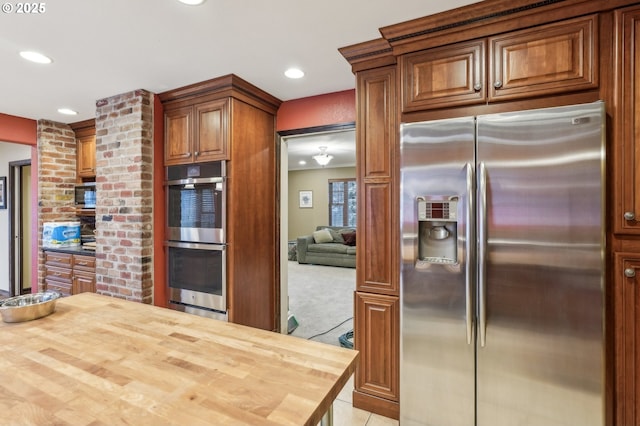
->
624, 211, 636, 221
194, 151, 200, 157
474, 83, 482, 91
625, 268, 637, 278
493, 80, 503, 89
184, 152, 192, 158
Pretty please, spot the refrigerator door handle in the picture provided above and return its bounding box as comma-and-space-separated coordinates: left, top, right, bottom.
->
465, 163, 474, 345
478, 162, 487, 347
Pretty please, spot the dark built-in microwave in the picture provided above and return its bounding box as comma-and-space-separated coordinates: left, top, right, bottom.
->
74, 182, 96, 208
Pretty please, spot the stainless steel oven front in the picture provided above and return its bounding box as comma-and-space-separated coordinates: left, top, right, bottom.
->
166, 162, 225, 244
166, 241, 226, 320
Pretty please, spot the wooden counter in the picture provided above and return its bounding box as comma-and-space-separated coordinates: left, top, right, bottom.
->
0, 293, 358, 425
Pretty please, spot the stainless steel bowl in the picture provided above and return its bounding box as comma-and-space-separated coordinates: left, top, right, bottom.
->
0, 291, 62, 323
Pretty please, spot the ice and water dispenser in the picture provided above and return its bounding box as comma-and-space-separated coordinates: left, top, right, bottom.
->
417, 196, 459, 264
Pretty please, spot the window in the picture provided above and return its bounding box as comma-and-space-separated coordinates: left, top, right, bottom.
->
329, 178, 356, 227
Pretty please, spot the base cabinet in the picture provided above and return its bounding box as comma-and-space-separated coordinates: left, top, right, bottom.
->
354, 292, 399, 408
44, 251, 96, 296
614, 250, 640, 425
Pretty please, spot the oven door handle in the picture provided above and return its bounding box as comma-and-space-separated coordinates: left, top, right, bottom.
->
165, 176, 224, 186
165, 241, 226, 251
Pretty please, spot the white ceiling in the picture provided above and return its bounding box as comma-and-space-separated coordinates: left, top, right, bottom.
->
1, 0, 481, 171
0, 0, 480, 125
284, 128, 356, 171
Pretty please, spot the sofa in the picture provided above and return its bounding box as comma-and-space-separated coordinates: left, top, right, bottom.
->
296, 226, 356, 268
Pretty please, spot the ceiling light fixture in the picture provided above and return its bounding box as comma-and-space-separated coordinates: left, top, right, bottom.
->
313, 146, 333, 167
284, 68, 304, 79
177, 0, 206, 5
57, 108, 78, 116
19, 51, 52, 64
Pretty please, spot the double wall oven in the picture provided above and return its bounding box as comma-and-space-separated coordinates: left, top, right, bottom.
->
165, 162, 227, 320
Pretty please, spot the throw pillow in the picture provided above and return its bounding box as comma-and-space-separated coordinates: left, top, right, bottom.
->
342, 231, 356, 246
313, 229, 333, 244
325, 228, 345, 243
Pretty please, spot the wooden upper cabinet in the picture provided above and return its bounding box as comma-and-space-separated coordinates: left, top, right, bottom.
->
615, 6, 640, 235
77, 135, 96, 178
401, 15, 597, 111
489, 15, 598, 101
164, 99, 229, 166
164, 106, 192, 165
195, 99, 229, 162
402, 40, 486, 112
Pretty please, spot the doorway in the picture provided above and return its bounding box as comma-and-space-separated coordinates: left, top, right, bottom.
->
9, 159, 32, 296
278, 123, 356, 343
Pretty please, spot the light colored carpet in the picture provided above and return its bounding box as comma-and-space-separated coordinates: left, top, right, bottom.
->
286, 261, 355, 347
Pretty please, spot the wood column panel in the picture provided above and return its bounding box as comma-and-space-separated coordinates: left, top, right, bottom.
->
354, 292, 399, 404
359, 182, 395, 294
358, 67, 396, 179
615, 6, 640, 235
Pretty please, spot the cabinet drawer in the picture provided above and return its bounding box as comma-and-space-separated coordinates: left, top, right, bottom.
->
73, 255, 96, 271
44, 279, 72, 296
44, 251, 72, 267
45, 265, 73, 283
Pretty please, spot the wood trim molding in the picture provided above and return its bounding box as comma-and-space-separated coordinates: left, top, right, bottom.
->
338, 38, 397, 72
159, 74, 282, 114
69, 118, 96, 137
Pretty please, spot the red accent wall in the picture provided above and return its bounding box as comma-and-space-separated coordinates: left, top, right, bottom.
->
0, 113, 37, 145
276, 89, 355, 131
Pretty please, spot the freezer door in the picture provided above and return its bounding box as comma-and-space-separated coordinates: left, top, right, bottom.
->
400, 117, 476, 426
476, 102, 605, 426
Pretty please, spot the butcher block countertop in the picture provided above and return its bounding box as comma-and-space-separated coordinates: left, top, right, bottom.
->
0, 293, 358, 425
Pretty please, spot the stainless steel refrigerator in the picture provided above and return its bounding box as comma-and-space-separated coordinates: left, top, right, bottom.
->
399, 101, 605, 426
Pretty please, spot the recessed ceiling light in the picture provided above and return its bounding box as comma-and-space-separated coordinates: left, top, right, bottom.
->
57, 108, 78, 116
177, 0, 206, 5
299, 160, 306, 165
19, 51, 52, 64
285, 68, 305, 79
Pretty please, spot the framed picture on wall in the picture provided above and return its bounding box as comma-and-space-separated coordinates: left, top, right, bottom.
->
0, 176, 6, 209
299, 190, 313, 208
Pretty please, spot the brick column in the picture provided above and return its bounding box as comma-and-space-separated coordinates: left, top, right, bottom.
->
95, 90, 154, 303
37, 120, 78, 290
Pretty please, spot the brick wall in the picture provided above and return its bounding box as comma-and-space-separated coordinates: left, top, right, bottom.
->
37, 120, 78, 288
95, 89, 154, 304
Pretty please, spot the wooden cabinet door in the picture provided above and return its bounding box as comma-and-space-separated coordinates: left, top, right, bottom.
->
489, 15, 597, 101
77, 135, 96, 178
195, 99, 229, 162
615, 6, 640, 235
358, 66, 396, 179
73, 270, 96, 294
614, 250, 640, 425
402, 39, 486, 112
164, 106, 193, 165
359, 182, 395, 294
354, 292, 399, 403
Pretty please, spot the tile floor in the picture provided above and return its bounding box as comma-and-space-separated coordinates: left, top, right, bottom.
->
323, 376, 399, 426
